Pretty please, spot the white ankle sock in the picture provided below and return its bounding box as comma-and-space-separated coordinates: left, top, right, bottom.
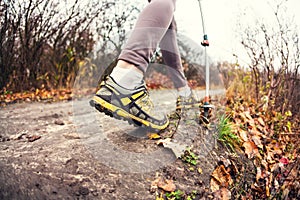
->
178, 85, 191, 97
110, 66, 144, 90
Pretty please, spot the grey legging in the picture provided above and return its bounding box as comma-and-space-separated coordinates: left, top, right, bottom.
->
118, 0, 187, 88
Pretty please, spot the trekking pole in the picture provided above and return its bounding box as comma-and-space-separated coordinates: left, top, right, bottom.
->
198, 0, 213, 121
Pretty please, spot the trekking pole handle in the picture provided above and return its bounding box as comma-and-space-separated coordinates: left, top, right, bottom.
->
198, 0, 209, 46
201, 34, 209, 47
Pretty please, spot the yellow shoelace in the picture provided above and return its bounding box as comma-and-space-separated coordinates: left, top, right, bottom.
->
139, 93, 154, 114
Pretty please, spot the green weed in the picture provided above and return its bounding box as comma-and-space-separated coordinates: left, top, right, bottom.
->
181, 147, 198, 166
186, 190, 198, 200
217, 115, 240, 151
165, 190, 184, 200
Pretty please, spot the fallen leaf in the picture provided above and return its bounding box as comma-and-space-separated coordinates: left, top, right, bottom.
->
273, 146, 283, 155
270, 163, 280, 173
266, 179, 271, 197
261, 159, 269, 170
241, 111, 253, 121
282, 188, 290, 199
251, 134, 263, 149
256, 124, 267, 134
148, 133, 161, 140
256, 167, 265, 181
156, 138, 171, 146
238, 130, 249, 142
243, 141, 260, 159
157, 139, 186, 158
251, 183, 264, 193
220, 157, 231, 168
256, 117, 265, 126
153, 178, 176, 192
279, 157, 289, 165
150, 179, 159, 193
238, 112, 246, 122
210, 177, 220, 192
210, 165, 233, 192
266, 146, 276, 161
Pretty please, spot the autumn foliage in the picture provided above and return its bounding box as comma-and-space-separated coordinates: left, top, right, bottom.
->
217, 90, 299, 199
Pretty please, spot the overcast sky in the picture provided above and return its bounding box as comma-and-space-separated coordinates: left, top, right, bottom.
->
174, 0, 300, 64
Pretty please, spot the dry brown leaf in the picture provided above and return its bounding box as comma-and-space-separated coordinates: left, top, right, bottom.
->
270, 163, 280, 173
150, 179, 158, 193
248, 119, 256, 129
261, 159, 269, 170
266, 146, 275, 161
255, 167, 265, 181
251, 134, 263, 149
152, 178, 176, 192
239, 112, 247, 121
256, 124, 267, 135
250, 128, 263, 137
210, 177, 220, 192
245, 111, 253, 120
251, 183, 264, 193
0, 89, 72, 105
243, 141, 260, 159
234, 117, 242, 124
150, 179, 159, 193
238, 130, 249, 141
284, 167, 298, 182
256, 117, 265, 127
282, 188, 290, 199
269, 140, 283, 155
211, 165, 233, 192
266, 177, 271, 197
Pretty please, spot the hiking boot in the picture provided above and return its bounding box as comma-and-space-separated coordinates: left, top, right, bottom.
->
176, 91, 201, 113
89, 76, 169, 131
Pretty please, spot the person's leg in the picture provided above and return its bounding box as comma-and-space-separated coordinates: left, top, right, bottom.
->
111, 0, 176, 89
91, 0, 177, 130
160, 19, 201, 112
159, 18, 191, 96
118, 0, 176, 72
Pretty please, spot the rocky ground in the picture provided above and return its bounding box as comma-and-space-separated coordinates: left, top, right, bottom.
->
0, 90, 226, 200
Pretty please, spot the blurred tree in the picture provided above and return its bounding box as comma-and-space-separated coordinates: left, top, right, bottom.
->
238, 0, 300, 116
0, 0, 140, 91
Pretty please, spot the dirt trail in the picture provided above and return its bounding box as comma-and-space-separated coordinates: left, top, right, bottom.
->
0, 90, 224, 199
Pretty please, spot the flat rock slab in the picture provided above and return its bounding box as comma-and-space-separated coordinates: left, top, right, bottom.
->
0, 89, 224, 199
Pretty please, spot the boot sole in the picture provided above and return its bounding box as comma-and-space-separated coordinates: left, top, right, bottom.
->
90, 96, 169, 131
